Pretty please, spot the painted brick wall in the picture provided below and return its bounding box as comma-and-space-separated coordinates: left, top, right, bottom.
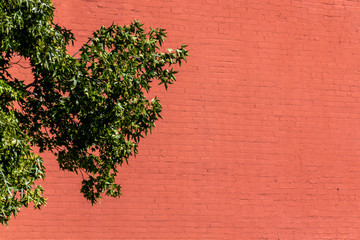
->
2, 0, 360, 239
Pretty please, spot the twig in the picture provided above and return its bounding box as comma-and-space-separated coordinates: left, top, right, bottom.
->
72, 39, 92, 57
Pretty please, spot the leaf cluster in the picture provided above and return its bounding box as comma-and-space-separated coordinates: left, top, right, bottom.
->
0, 0, 188, 224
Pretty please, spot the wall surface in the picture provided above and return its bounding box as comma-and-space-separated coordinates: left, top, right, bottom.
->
2, 0, 360, 239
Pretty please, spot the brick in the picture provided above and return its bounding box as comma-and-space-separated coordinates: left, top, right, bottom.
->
2, 0, 360, 239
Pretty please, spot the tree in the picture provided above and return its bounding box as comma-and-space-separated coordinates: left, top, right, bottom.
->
0, 0, 188, 225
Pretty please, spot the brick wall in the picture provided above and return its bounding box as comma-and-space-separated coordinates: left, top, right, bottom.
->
2, 0, 360, 239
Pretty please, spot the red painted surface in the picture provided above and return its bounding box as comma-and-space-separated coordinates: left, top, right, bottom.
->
2, 0, 360, 239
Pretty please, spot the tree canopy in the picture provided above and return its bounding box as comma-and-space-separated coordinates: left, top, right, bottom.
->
0, 0, 188, 225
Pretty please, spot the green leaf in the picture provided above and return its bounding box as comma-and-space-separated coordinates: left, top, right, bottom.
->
0, 0, 188, 224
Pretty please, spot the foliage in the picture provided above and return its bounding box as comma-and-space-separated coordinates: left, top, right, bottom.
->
0, 81, 45, 225
0, 0, 188, 225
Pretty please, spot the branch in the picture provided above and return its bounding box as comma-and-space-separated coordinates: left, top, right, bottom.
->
72, 39, 92, 57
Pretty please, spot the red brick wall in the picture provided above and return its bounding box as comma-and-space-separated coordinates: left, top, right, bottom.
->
2, 0, 360, 239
